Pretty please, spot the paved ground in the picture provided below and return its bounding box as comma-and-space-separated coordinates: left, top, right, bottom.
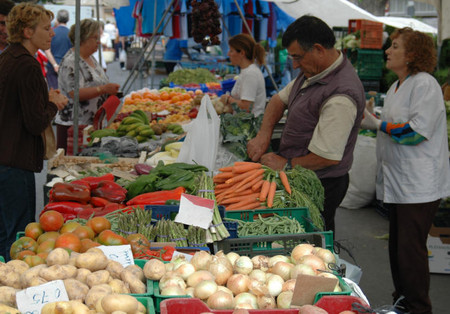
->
36, 60, 449, 311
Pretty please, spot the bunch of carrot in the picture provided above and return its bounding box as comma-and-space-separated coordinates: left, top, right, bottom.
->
213, 161, 292, 211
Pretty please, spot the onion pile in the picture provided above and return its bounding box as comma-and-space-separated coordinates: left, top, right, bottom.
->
143, 244, 339, 310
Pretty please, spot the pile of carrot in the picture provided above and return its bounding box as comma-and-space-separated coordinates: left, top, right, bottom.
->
213, 161, 292, 211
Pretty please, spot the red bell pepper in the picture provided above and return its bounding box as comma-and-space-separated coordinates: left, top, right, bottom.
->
51, 182, 91, 204
94, 203, 126, 217
90, 196, 112, 207
42, 201, 93, 222
92, 181, 127, 203
68, 180, 91, 189
77, 173, 115, 189
126, 186, 186, 206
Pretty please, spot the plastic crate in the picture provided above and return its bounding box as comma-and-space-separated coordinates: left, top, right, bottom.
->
220, 79, 236, 94
224, 208, 333, 251
223, 221, 238, 238
160, 298, 300, 314
315, 295, 369, 314
362, 79, 381, 93
16, 231, 25, 240
152, 280, 191, 312
313, 276, 352, 303
0, 255, 4, 263
136, 296, 156, 314
348, 49, 384, 80
131, 259, 155, 297
214, 233, 327, 257
348, 19, 383, 49
144, 205, 225, 221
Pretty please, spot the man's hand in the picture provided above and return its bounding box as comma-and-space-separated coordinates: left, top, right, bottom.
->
49, 89, 68, 110
260, 152, 287, 171
247, 133, 271, 162
360, 108, 381, 130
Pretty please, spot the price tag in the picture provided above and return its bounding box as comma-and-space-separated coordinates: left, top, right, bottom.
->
16, 280, 69, 314
171, 251, 193, 262
98, 245, 134, 267
174, 193, 214, 229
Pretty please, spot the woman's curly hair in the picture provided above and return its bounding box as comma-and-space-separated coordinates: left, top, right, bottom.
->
7, 2, 53, 44
391, 27, 437, 75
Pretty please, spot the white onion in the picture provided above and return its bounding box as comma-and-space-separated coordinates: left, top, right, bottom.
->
257, 295, 276, 309
209, 255, 233, 285
277, 291, 293, 309
235, 303, 254, 310
266, 274, 284, 297
290, 263, 316, 279
194, 280, 218, 300
282, 279, 296, 292
247, 279, 269, 297
299, 255, 326, 274
226, 274, 250, 295
291, 243, 315, 263
271, 261, 294, 281
318, 272, 340, 291
165, 262, 175, 272
234, 256, 253, 275
251, 255, 270, 271
217, 286, 234, 295
314, 248, 336, 265
159, 273, 186, 290
143, 259, 166, 280
226, 252, 240, 266
175, 262, 196, 280
215, 250, 226, 258
161, 285, 186, 296
190, 250, 212, 270
207, 290, 234, 309
249, 269, 266, 283
185, 286, 195, 297
234, 292, 258, 309
268, 255, 290, 268
172, 255, 187, 270
187, 270, 215, 287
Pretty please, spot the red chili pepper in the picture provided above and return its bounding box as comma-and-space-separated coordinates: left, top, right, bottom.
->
77, 173, 115, 189
126, 186, 186, 206
90, 196, 112, 207
92, 180, 127, 203
42, 201, 93, 216
51, 182, 91, 204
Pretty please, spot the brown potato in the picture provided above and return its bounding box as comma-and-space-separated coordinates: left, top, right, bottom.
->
76, 252, 108, 271
46, 248, 70, 266
105, 260, 124, 280
0, 286, 18, 307
75, 268, 92, 284
120, 270, 146, 294
85, 284, 112, 309
28, 276, 48, 287
86, 270, 112, 288
108, 278, 130, 294
39, 264, 77, 281
101, 294, 139, 314
20, 264, 47, 287
64, 278, 89, 302
125, 264, 145, 283
41, 301, 73, 314
6, 259, 29, 274
0, 268, 22, 289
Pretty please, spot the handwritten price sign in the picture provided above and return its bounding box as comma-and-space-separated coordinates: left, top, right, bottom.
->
16, 280, 69, 314
98, 244, 134, 267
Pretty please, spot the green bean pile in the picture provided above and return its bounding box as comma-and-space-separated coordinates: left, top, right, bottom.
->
226, 214, 305, 237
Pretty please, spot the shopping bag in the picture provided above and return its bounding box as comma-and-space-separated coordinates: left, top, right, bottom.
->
42, 124, 56, 160
119, 48, 127, 63
176, 94, 220, 171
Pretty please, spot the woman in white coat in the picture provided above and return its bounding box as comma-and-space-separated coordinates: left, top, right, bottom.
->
361, 28, 450, 314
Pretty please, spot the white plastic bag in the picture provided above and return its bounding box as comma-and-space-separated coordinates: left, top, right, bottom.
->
119, 48, 127, 63
177, 94, 220, 171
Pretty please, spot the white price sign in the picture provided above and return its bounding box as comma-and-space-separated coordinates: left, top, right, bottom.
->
98, 244, 134, 267
16, 280, 69, 314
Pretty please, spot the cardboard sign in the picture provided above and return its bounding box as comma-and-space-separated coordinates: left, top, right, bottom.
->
290, 274, 338, 306
16, 280, 69, 314
171, 250, 193, 262
174, 193, 214, 229
98, 245, 134, 267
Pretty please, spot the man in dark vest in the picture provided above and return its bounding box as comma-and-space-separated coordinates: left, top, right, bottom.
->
247, 15, 365, 234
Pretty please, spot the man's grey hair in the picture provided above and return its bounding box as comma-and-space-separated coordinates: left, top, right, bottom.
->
57, 9, 69, 24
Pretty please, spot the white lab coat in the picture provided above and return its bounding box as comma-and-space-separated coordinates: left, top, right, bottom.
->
376, 72, 450, 204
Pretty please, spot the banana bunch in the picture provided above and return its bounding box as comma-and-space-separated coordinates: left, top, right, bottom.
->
166, 123, 184, 135
116, 110, 155, 143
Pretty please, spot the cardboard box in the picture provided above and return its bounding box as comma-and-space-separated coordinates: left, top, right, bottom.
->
427, 218, 450, 274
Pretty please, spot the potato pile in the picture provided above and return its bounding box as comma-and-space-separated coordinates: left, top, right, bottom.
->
0, 248, 147, 313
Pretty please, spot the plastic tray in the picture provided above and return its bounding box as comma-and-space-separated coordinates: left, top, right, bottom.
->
214, 233, 327, 257
314, 276, 352, 303
314, 295, 369, 314
152, 280, 191, 312
136, 296, 156, 314
145, 205, 225, 221
160, 298, 300, 313
223, 221, 238, 238
224, 208, 333, 251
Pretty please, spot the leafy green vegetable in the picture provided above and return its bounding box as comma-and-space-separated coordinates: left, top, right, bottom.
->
167, 68, 218, 85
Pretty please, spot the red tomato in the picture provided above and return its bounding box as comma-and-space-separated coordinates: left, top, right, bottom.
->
39, 211, 64, 232
97, 230, 128, 246
72, 226, 95, 240
60, 221, 81, 234
24, 222, 44, 240
10, 237, 38, 260
86, 217, 111, 235
55, 233, 82, 252
37, 231, 60, 245
37, 239, 56, 254
161, 246, 175, 261
24, 255, 45, 267
80, 238, 100, 253
127, 233, 151, 255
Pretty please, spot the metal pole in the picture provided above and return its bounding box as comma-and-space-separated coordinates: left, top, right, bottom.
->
233, 0, 279, 93
96, 0, 102, 67
73, 0, 81, 155
150, 0, 158, 89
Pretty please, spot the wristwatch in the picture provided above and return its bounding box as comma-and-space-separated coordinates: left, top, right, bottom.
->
285, 158, 292, 170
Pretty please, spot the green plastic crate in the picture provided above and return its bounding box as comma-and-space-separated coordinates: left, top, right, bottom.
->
136, 296, 156, 314
314, 276, 352, 303
347, 48, 384, 80
152, 280, 191, 312
0, 255, 4, 263
16, 231, 25, 240
224, 207, 333, 251
133, 259, 155, 297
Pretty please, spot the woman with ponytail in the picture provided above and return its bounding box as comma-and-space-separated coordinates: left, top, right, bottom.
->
224, 33, 266, 116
